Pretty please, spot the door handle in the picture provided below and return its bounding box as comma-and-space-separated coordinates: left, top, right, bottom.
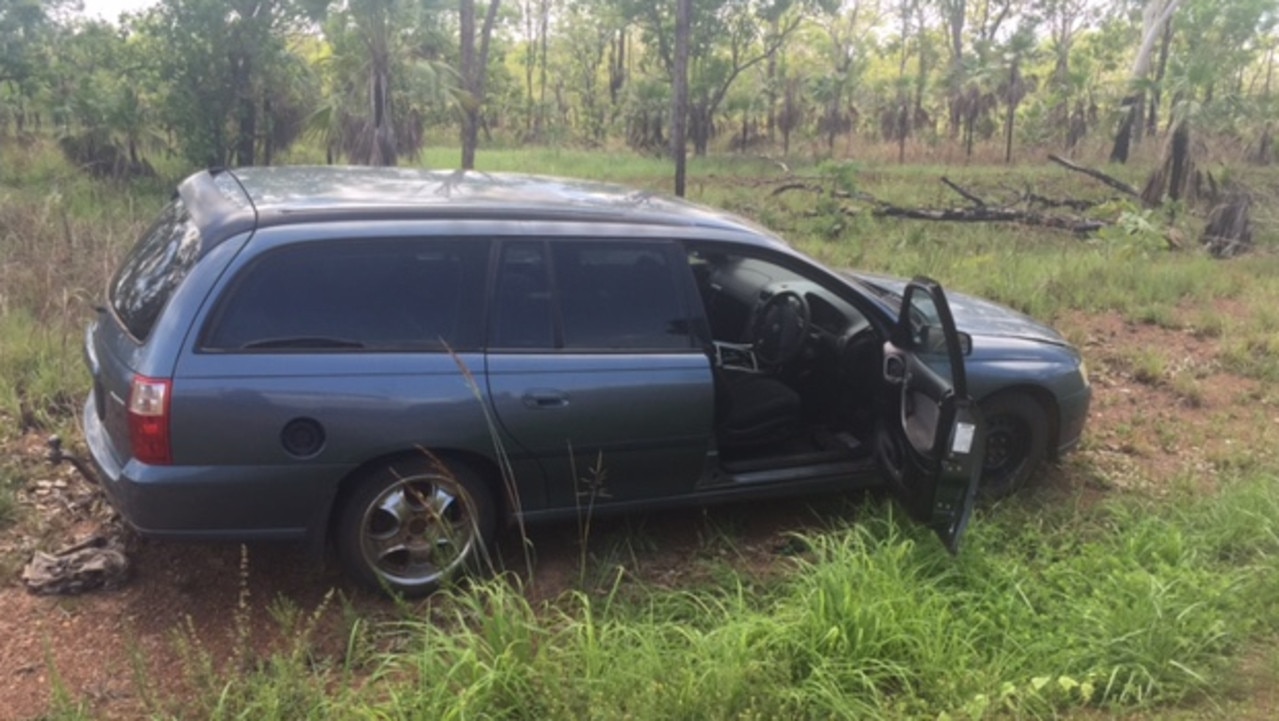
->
522, 389, 569, 409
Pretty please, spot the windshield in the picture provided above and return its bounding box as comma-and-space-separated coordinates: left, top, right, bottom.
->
109, 198, 202, 342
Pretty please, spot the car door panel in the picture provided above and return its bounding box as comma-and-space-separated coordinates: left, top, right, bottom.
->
485, 239, 715, 510
487, 353, 713, 507
876, 277, 985, 553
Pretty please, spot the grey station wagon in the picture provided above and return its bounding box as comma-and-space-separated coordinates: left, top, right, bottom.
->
80, 167, 1090, 596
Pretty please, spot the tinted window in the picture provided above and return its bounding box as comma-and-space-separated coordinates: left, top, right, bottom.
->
491, 242, 555, 349
110, 199, 202, 341
553, 242, 692, 350
203, 239, 489, 352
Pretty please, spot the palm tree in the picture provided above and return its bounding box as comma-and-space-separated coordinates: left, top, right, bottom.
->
314, 0, 455, 166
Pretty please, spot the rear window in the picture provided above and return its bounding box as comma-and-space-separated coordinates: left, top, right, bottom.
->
110, 199, 202, 341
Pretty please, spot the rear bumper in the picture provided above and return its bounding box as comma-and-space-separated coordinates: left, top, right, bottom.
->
82, 394, 335, 542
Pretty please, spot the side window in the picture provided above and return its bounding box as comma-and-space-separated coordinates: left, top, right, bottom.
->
553, 242, 693, 350
902, 284, 954, 378
202, 238, 489, 352
491, 242, 555, 349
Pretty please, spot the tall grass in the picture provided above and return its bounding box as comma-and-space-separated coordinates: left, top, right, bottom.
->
165, 473, 1279, 720
0, 144, 163, 430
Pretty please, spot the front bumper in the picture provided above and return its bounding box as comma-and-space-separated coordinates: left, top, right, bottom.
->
1054, 384, 1092, 457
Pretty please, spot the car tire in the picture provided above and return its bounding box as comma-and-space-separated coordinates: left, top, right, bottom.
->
979, 393, 1050, 500
336, 455, 495, 598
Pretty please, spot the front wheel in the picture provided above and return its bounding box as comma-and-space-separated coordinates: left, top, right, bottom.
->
336, 456, 495, 598
979, 393, 1050, 500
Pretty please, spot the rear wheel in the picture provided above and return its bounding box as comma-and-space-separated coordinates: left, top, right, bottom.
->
979, 393, 1050, 500
336, 456, 495, 598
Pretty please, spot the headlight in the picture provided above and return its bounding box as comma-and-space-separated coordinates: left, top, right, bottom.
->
1077, 359, 1090, 387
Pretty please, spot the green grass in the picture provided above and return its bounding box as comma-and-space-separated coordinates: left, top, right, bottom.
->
151, 473, 1279, 720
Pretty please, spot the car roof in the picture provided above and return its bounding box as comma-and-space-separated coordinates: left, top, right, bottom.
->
177, 166, 786, 251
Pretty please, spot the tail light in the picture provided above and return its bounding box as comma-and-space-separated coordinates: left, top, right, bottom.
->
128, 375, 172, 465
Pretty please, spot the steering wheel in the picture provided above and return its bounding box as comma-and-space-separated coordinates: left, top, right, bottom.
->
751, 289, 811, 365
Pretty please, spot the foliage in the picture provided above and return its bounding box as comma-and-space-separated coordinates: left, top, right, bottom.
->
6, 0, 1279, 171
125, 474, 1279, 719
137, 0, 318, 167
311, 0, 456, 165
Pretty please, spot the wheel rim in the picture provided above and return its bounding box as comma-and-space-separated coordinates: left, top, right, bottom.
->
358, 472, 478, 588
984, 414, 1029, 484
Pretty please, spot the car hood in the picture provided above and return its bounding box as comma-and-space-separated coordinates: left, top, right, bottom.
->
845, 272, 1069, 347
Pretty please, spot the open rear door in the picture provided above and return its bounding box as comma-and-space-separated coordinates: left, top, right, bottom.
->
875, 277, 985, 553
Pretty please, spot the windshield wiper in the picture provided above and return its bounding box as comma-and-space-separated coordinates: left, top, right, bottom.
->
242, 336, 366, 350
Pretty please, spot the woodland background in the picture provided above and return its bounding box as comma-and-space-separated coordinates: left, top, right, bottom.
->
1, 0, 1275, 180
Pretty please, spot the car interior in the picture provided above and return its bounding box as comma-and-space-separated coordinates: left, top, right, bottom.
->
688, 249, 885, 473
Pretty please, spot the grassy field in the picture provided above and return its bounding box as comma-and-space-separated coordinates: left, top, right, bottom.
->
3, 141, 1279, 719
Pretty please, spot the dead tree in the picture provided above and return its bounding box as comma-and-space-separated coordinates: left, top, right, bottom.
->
1201, 193, 1253, 258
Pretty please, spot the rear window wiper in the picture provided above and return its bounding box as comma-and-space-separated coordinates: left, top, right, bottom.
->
241, 336, 366, 350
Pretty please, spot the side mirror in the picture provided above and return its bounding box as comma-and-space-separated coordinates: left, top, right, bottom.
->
917, 326, 971, 356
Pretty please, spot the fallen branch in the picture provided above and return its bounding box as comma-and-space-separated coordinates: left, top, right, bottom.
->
1020, 190, 1101, 211
771, 181, 823, 197
769, 181, 872, 202
873, 203, 1103, 235
940, 176, 986, 207
1047, 153, 1139, 197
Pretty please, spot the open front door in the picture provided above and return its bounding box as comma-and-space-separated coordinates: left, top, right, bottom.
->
875, 277, 985, 553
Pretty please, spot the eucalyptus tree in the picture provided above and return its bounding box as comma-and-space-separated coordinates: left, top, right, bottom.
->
45, 18, 162, 174
934, 0, 965, 135
626, 0, 810, 156
672, 0, 688, 194
516, 0, 551, 139
0, 0, 65, 134
813, 0, 882, 155
889, 0, 918, 142
1109, 0, 1184, 162
140, 0, 315, 167
458, 0, 501, 169
553, 0, 625, 143
1171, 0, 1278, 116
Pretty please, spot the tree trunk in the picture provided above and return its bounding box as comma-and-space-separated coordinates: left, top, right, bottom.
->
537, 0, 548, 138
370, 65, 396, 166
262, 96, 274, 166
234, 54, 256, 166
460, 0, 477, 169
1109, 0, 1184, 164
1110, 98, 1137, 163
671, 0, 690, 196
460, 0, 502, 170
609, 28, 626, 107
690, 106, 712, 156
1146, 17, 1174, 136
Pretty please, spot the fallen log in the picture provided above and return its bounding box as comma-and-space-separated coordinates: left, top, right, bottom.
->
1019, 191, 1100, 212
873, 203, 1103, 235
1047, 154, 1139, 197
